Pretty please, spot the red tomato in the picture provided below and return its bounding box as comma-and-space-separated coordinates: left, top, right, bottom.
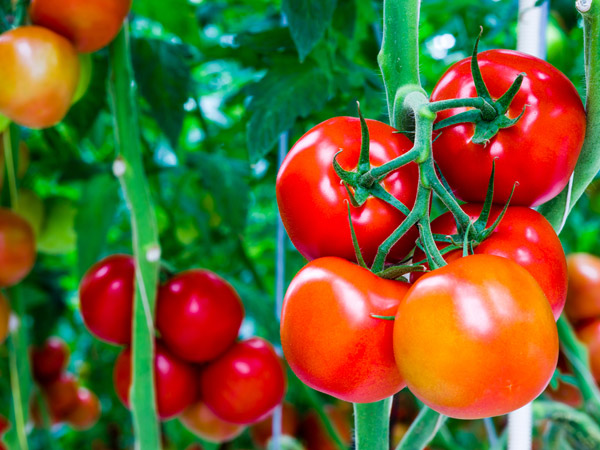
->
431, 50, 585, 206
281, 257, 407, 403
31, 337, 70, 385
65, 387, 101, 430
180, 401, 245, 443
29, 0, 132, 53
156, 270, 244, 363
0, 26, 79, 129
113, 342, 198, 420
0, 414, 10, 435
43, 373, 79, 420
412, 204, 567, 319
276, 117, 419, 265
250, 402, 300, 449
200, 338, 286, 425
0, 293, 10, 344
79, 255, 134, 345
0, 208, 36, 287
300, 405, 352, 450
565, 253, 600, 322
576, 319, 600, 382
394, 255, 558, 419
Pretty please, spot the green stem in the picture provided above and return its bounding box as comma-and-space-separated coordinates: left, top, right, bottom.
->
2, 129, 19, 209
395, 406, 447, 450
428, 97, 495, 116
108, 26, 162, 450
353, 399, 392, 450
367, 149, 419, 179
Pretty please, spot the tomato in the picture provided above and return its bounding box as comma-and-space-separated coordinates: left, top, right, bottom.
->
0, 414, 10, 435
412, 204, 567, 319
156, 270, 244, 363
250, 402, 300, 449
300, 405, 352, 450
29, 0, 132, 53
564, 253, 600, 322
431, 50, 585, 206
30, 392, 60, 427
114, 342, 198, 420
79, 255, 134, 345
0, 26, 79, 129
394, 255, 558, 419
43, 373, 79, 420
200, 337, 286, 425
0, 293, 10, 344
0, 208, 36, 287
575, 319, 600, 383
31, 337, 70, 384
276, 117, 419, 265
180, 401, 245, 443
281, 257, 407, 403
64, 387, 101, 430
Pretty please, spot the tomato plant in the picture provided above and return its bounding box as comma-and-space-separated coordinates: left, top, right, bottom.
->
576, 319, 600, 382
564, 253, 600, 322
0, 293, 9, 344
29, 0, 132, 53
394, 255, 558, 419
0, 26, 79, 129
281, 257, 407, 403
200, 337, 286, 425
180, 401, 245, 443
276, 117, 419, 265
250, 402, 299, 449
0, 208, 36, 287
65, 387, 101, 430
156, 269, 244, 363
300, 404, 353, 450
431, 50, 585, 206
79, 254, 134, 345
42, 372, 79, 420
31, 337, 70, 384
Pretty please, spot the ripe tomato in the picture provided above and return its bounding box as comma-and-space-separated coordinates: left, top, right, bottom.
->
575, 319, 600, 382
114, 342, 198, 420
300, 404, 352, 450
43, 372, 79, 420
79, 255, 134, 345
0, 26, 79, 129
0, 208, 36, 287
0, 414, 10, 435
276, 117, 419, 265
31, 337, 70, 384
65, 387, 101, 430
0, 293, 10, 344
156, 270, 244, 363
394, 255, 558, 419
250, 402, 300, 449
412, 204, 567, 319
200, 338, 286, 425
281, 257, 407, 403
180, 401, 245, 443
29, 0, 132, 53
564, 253, 600, 322
431, 50, 585, 206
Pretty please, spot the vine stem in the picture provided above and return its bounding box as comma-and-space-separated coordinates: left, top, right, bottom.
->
108, 25, 162, 450
354, 399, 393, 450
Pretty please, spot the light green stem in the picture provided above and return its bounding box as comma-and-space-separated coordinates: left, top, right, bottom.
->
354, 399, 393, 450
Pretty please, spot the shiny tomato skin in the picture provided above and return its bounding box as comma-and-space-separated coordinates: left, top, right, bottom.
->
200, 338, 286, 425
276, 117, 419, 265
411, 204, 567, 319
576, 319, 600, 382
180, 401, 245, 443
156, 270, 244, 363
250, 402, 300, 449
431, 50, 585, 206
31, 337, 70, 384
394, 255, 558, 419
29, 0, 132, 53
281, 257, 408, 403
114, 342, 198, 420
65, 387, 101, 430
79, 255, 134, 345
0, 26, 79, 129
565, 253, 600, 322
0, 208, 36, 287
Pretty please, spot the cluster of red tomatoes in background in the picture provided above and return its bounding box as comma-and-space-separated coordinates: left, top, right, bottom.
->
79, 255, 286, 443
277, 49, 586, 419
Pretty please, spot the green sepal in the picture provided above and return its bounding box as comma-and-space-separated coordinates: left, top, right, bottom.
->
356, 103, 372, 173
333, 150, 359, 185
376, 264, 425, 279
495, 72, 526, 114
370, 183, 411, 215
433, 110, 481, 131
478, 181, 516, 241
473, 159, 497, 234
462, 221, 474, 258
345, 200, 368, 268
370, 314, 396, 321
471, 106, 527, 145
471, 29, 493, 104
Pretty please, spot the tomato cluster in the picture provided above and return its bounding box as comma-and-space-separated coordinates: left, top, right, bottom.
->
79, 255, 286, 439
277, 48, 580, 419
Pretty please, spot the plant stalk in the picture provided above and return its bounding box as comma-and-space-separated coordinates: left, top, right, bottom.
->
354, 399, 393, 450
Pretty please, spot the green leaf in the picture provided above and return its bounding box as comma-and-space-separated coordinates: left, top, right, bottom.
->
132, 0, 202, 47
533, 401, 600, 449
396, 406, 447, 450
282, 0, 338, 61
246, 60, 332, 162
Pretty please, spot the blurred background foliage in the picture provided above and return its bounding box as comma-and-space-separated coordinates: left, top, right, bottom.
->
0, 0, 593, 448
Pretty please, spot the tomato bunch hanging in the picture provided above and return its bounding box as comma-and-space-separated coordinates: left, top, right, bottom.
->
277, 39, 584, 419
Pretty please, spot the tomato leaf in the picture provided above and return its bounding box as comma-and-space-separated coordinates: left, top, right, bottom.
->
395, 406, 447, 450
533, 401, 600, 449
132, 0, 202, 47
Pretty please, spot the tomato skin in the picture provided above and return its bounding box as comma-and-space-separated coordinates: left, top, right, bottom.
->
565, 253, 600, 322
29, 0, 132, 53
250, 402, 299, 449
281, 257, 407, 403
411, 204, 567, 319
276, 117, 419, 265
0, 293, 10, 344
394, 255, 558, 419
31, 337, 70, 385
576, 319, 600, 382
65, 387, 101, 430
200, 338, 286, 425
431, 50, 585, 206
79, 255, 134, 345
114, 342, 198, 420
0, 26, 79, 129
43, 373, 79, 420
0, 209, 36, 287
156, 270, 244, 363
180, 401, 245, 443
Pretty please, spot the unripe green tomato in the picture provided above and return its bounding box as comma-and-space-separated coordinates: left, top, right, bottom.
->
72, 53, 92, 104
37, 198, 77, 254
547, 15, 570, 72
14, 189, 45, 237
